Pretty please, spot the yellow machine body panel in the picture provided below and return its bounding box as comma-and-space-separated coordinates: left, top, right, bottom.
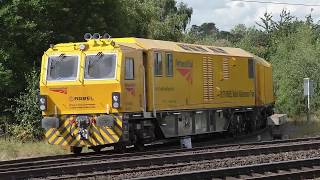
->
146, 52, 255, 111
254, 56, 274, 106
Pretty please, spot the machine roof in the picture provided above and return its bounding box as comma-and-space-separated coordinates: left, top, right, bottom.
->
114, 37, 254, 58
51, 37, 271, 66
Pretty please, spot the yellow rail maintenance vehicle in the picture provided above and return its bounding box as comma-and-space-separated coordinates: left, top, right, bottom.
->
40, 33, 274, 153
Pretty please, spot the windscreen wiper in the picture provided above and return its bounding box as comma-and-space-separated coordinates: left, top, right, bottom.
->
88, 52, 104, 69
51, 53, 66, 69
50, 53, 66, 79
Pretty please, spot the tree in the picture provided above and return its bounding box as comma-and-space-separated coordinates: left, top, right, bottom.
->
124, 0, 192, 41
0, 0, 193, 140
184, 22, 233, 46
271, 24, 320, 115
189, 23, 219, 37
233, 27, 269, 59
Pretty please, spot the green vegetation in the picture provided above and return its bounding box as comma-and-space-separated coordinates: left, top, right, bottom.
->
0, 138, 68, 160
0, 1, 319, 143
0, 0, 192, 141
184, 10, 320, 116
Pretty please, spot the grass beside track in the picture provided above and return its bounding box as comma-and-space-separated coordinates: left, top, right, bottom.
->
0, 138, 69, 161
285, 117, 320, 138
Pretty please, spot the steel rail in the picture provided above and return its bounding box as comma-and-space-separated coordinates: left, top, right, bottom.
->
0, 127, 268, 167
1, 135, 320, 172
2, 138, 320, 179
0, 128, 268, 167
135, 158, 320, 180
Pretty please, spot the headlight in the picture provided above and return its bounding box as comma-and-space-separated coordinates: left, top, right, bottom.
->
39, 105, 46, 111
39, 97, 46, 104
39, 95, 47, 111
112, 92, 120, 109
79, 44, 86, 51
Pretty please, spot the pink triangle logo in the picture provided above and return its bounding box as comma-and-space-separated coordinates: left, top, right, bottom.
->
177, 68, 192, 84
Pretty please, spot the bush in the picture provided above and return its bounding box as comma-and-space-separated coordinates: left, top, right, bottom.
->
271, 25, 320, 115
8, 124, 35, 142
13, 69, 43, 140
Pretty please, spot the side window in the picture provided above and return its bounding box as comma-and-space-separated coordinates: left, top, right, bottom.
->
125, 58, 134, 80
166, 53, 173, 76
154, 52, 162, 76
248, 58, 254, 79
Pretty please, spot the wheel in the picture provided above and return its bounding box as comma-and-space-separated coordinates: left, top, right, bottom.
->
114, 143, 126, 153
228, 114, 237, 137
70, 146, 82, 154
91, 146, 103, 152
134, 142, 145, 151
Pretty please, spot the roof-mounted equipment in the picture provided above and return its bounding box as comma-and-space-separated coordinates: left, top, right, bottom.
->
84, 33, 92, 41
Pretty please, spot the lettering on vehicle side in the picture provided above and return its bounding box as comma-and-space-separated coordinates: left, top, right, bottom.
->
219, 91, 255, 98
69, 104, 96, 109
155, 86, 175, 91
69, 96, 94, 101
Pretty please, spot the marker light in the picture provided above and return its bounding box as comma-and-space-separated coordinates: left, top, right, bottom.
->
113, 102, 119, 108
79, 44, 86, 51
39, 97, 46, 104
112, 92, 120, 109
39, 95, 47, 111
40, 105, 46, 111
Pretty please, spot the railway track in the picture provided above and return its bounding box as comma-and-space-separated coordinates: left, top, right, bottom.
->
2, 136, 320, 179
139, 158, 320, 179
0, 127, 266, 168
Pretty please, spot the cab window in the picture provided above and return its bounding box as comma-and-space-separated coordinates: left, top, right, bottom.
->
47, 54, 78, 81
125, 58, 134, 80
166, 53, 173, 76
84, 53, 116, 79
248, 58, 254, 79
154, 52, 162, 76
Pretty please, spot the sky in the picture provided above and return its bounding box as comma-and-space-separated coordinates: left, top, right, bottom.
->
177, 0, 320, 31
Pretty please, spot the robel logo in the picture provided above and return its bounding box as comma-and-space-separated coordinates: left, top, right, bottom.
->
176, 60, 193, 84
69, 96, 94, 102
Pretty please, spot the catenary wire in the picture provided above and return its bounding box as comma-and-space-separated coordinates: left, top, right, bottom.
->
231, 0, 320, 7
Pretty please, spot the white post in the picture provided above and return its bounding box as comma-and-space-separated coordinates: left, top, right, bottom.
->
308, 79, 310, 108
304, 78, 311, 122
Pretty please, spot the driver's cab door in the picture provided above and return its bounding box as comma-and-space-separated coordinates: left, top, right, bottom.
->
121, 49, 144, 113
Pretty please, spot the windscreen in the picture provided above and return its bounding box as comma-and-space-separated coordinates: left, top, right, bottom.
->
47, 55, 78, 81
85, 53, 116, 79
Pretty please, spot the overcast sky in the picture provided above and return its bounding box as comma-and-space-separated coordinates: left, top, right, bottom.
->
177, 0, 320, 31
